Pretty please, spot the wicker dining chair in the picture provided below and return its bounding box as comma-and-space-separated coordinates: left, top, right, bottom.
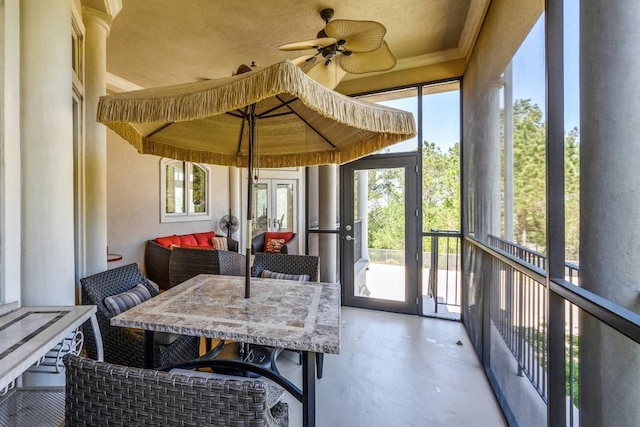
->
168, 247, 247, 288
63, 354, 288, 427
250, 253, 325, 378
80, 263, 200, 369
251, 252, 319, 281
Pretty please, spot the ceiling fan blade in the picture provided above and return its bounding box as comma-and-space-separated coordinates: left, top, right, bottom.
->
279, 37, 338, 51
339, 41, 396, 74
325, 19, 386, 53
306, 61, 347, 89
290, 55, 318, 73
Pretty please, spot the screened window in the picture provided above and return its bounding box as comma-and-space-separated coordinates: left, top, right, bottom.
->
161, 159, 211, 222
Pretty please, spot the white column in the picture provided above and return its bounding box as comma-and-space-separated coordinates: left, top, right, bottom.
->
21, 0, 74, 305
307, 166, 319, 255
0, 1, 21, 305
502, 64, 514, 241
82, 7, 113, 276
318, 165, 337, 282
580, 1, 640, 425
474, 86, 501, 240
229, 166, 241, 241
357, 170, 369, 259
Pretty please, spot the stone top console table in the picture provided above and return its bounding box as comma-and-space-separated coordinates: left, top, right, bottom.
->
0, 303, 102, 393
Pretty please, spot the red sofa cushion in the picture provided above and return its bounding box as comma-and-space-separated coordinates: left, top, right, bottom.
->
155, 235, 181, 248
178, 234, 198, 247
193, 231, 216, 246
182, 245, 213, 250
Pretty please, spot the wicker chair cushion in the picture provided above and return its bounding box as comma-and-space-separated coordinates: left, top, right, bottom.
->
103, 283, 152, 315
211, 236, 229, 250
260, 269, 310, 282
169, 368, 285, 408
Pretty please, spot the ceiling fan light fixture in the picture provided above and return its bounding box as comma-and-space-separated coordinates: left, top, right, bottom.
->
320, 8, 334, 23
280, 8, 397, 88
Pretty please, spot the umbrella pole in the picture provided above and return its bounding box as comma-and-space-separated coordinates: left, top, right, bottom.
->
245, 104, 257, 298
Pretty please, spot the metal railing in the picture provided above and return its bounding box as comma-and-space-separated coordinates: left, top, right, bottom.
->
469, 235, 640, 427
424, 230, 462, 315
485, 235, 583, 405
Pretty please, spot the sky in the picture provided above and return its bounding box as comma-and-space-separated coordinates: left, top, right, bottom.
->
377, 91, 460, 153
509, 0, 580, 134
373, 0, 580, 152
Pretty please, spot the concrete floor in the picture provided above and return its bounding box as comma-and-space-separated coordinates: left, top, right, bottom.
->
276, 307, 507, 427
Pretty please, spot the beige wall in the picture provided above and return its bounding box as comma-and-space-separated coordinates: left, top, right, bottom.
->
106, 130, 230, 271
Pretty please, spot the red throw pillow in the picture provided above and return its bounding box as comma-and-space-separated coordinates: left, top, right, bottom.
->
265, 232, 293, 244
178, 234, 198, 247
193, 232, 215, 246
265, 238, 286, 253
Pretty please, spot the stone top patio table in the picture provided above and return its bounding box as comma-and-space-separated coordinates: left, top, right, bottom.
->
111, 273, 341, 427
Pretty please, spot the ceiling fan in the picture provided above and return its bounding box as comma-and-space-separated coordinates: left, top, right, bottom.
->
279, 8, 396, 89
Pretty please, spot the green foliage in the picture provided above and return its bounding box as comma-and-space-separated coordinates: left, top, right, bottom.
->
512, 99, 547, 251
422, 141, 460, 232
367, 168, 405, 249
564, 128, 580, 260
508, 99, 580, 258
364, 98, 580, 261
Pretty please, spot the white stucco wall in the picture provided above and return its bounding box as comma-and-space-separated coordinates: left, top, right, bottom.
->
106, 130, 230, 271
0, 0, 21, 305
21, 0, 75, 306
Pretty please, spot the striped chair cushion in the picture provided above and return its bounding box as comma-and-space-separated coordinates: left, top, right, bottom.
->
260, 269, 310, 282
211, 237, 229, 251
103, 283, 152, 316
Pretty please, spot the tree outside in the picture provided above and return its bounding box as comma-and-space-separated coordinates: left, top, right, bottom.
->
364, 98, 580, 262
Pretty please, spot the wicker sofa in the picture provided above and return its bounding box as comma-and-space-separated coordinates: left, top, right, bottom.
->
145, 231, 239, 290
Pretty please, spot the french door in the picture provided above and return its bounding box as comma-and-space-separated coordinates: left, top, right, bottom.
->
340, 155, 420, 314
251, 179, 297, 237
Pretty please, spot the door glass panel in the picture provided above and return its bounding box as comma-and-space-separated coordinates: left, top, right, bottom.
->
252, 182, 269, 237
354, 168, 405, 302
275, 183, 294, 232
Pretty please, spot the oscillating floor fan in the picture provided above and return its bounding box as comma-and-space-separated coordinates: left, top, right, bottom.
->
219, 212, 240, 238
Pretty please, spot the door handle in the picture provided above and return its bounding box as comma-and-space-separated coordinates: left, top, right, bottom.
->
344, 235, 356, 241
